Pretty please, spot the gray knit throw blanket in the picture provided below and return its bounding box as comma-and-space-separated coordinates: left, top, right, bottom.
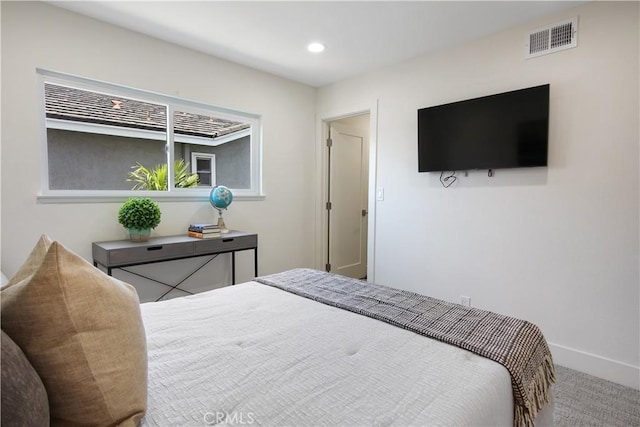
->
255, 268, 555, 427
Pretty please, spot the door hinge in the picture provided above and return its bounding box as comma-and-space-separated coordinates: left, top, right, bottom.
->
325, 263, 331, 272
326, 201, 332, 210
326, 138, 333, 148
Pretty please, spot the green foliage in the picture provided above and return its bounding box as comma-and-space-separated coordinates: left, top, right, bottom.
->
174, 159, 200, 188
128, 163, 166, 191
117, 197, 162, 230
128, 159, 199, 191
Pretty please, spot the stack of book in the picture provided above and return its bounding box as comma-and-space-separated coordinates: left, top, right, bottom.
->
187, 223, 221, 239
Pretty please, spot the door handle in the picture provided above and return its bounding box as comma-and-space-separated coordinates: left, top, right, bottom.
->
362, 209, 368, 217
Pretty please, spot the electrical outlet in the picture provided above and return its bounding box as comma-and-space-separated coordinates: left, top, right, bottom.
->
460, 296, 471, 307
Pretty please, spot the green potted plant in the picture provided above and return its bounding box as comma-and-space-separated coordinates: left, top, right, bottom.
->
117, 197, 162, 242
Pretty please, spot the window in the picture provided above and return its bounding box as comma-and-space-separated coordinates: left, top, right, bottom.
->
191, 153, 216, 187
39, 69, 262, 201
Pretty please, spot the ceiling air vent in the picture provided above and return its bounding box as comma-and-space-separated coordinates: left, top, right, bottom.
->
525, 17, 578, 59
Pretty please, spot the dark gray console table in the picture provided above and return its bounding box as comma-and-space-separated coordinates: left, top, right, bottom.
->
92, 231, 257, 300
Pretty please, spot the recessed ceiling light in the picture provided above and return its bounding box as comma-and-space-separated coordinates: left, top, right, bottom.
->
307, 42, 325, 53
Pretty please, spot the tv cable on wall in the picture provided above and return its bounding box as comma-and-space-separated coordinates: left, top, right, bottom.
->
439, 171, 457, 188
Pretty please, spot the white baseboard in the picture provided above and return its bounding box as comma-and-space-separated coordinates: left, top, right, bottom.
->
549, 342, 639, 390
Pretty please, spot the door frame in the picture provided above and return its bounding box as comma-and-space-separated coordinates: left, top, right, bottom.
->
315, 101, 378, 282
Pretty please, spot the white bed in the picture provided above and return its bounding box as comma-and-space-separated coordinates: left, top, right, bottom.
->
140, 280, 553, 426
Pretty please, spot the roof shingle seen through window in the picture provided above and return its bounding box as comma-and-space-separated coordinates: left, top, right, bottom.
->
44, 83, 249, 139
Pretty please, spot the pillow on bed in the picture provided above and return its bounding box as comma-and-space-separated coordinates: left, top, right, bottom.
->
1, 330, 50, 426
3, 234, 53, 288
0, 240, 147, 426
0, 271, 9, 288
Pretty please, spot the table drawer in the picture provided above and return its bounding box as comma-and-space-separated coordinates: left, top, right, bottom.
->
194, 234, 257, 254
108, 242, 195, 265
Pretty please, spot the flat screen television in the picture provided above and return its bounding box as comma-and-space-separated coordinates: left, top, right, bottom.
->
417, 84, 549, 172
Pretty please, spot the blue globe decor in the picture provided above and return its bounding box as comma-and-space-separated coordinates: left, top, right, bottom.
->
209, 185, 233, 233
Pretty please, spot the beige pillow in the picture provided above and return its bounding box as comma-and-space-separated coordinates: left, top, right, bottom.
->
4, 234, 53, 288
1, 241, 147, 426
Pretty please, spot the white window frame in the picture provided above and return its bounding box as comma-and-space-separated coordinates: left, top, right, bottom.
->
37, 68, 264, 203
191, 152, 217, 188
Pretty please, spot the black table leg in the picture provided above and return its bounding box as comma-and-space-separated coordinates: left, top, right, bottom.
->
232, 251, 236, 285
254, 248, 258, 278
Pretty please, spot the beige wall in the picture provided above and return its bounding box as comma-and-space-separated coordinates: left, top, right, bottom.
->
318, 1, 639, 388
1, 2, 317, 281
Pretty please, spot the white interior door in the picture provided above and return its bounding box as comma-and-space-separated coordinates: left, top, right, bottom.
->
328, 120, 368, 279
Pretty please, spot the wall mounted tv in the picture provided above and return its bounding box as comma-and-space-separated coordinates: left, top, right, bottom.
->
417, 84, 549, 172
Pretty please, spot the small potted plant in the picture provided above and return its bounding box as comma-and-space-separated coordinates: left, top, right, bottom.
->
117, 197, 161, 242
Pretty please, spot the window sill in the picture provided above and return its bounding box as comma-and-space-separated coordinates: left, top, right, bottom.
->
37, 190, 266, 204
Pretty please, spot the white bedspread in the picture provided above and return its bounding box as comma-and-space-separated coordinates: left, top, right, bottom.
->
140, 281, 529, 426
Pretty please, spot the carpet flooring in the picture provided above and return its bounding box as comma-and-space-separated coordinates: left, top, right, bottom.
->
554, 365, 640, 426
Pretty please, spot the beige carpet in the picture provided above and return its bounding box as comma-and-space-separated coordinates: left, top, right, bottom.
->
554, 365, 640, 426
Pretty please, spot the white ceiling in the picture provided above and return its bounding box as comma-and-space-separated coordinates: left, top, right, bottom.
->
49, 1, 584, 87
